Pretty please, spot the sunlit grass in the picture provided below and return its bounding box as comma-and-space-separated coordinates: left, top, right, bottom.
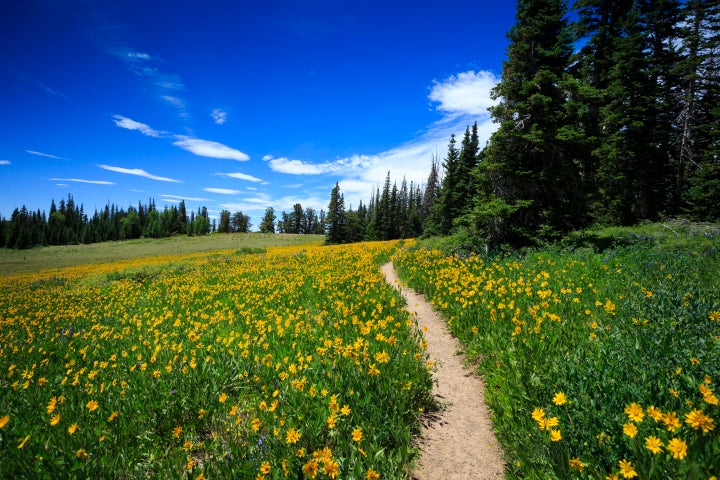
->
0, 241, 433, 479
393, 237, 720, 479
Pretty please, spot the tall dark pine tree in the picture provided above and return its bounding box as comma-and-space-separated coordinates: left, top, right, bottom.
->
481, 0, 578, 244
426, 135, 460, 236
421, 154, 441, 225
325, 182, 347, 244
455, 123, 480, 215
680, 0, 720, 220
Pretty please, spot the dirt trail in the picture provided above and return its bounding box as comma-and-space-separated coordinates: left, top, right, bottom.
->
382, 262, 505, 480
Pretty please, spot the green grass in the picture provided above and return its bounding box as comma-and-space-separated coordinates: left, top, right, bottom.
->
0, 241, 433, 479
394, 224, 720, 479
0, 233, 325, 276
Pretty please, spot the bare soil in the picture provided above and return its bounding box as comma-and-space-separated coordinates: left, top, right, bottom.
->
382, 263, 506, 480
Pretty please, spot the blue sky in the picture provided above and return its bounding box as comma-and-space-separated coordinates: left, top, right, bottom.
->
1, 0, 517, 228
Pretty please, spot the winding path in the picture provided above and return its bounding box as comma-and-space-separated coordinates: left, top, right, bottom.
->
382, 263, 506, 480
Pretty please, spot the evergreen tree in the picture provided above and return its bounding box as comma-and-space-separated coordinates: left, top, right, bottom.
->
680, 0, 720, 219
259, 207, 276, 233
480, 0, 578, 244
231, 211, 251, 233
218, 210, 231, 233
325, 182, 347, 244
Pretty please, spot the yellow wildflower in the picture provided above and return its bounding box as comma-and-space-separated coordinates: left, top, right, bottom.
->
366, 469, 380, 480
569, 458, 585, 471
550, 429, 562, 442
352, 428, 363, 442
0, 415, 10, 428
623, 423, 638, 438
662, 411, 682, 432
286, 428, 301, 445
302, 459, 318, 478
624, 402, 645, 423
645, 436, 663, 454
86, 399, 99, 412
685, 409, 715, 432
553, 392, 567, 406
618, 459, 637, 478
531, 408, 545, 423
667, 437, 688, 460
50, 414, 61, 426
322, 459, 339, 479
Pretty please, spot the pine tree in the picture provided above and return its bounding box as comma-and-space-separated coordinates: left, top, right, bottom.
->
481, 0, 578, 244
325, 182, 347, 244
259, 207, 276, 233
680, 0, 720, 219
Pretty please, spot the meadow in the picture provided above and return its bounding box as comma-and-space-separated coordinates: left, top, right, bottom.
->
394, 223, 720, 479
0, 233, 325, 276
3, 223, 719, 479
0, 240, 433, 479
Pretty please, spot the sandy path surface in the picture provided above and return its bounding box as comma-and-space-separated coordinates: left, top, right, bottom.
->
382, 262, 506, 480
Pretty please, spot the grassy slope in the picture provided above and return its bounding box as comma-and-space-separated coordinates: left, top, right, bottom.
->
0, 233, 325, 276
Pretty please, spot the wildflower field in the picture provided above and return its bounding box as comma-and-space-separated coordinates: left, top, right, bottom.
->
394, 232, 720, 479
0, 241, 434, 479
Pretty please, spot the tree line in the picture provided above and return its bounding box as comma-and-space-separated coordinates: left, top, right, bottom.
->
0, 195, 329, 249
325, 0, 720, 247
0, 196, 215, 249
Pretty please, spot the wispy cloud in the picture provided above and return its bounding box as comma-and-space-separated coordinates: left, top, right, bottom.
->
215, 172, 264, 183
50, 178, 115, 185
204, 187, 242, 195
160, 194, 209, 202
113, 47, 187, 117
211, 109, 228, 125
112, 115, 166, 137
34, 81, 68, 99
0, 160, 10, 165
173, 136, 249, 161
127, 51, 152, 61
26, 150, 69, 160
112, 115, 251, 162
98, 164, 182, 183
162, 95, 189, 119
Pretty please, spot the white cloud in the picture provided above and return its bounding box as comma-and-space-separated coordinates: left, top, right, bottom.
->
221, 172, 264, 182
111, 115, 250, 162
263, 70, 501, 211
264, 155, 370, 175
50, 178, 115, 185
204, 187, 242, 195
98, 164, 182, 183
173, 136, 249, 161
211, 109, 228, 125
112, 115, 165, 137
26, 150, 68, 160
0, 160, 10, 165
429, 70, 499, 117
127, 51, 152, 61
160, 194, 210, 202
